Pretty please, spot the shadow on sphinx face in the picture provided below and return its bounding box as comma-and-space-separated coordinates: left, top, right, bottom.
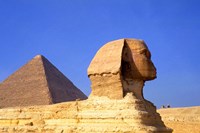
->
122, 39, 157, 81
121, 39, 157, 99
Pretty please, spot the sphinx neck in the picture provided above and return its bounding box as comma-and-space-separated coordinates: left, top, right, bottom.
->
123, 79, 145, 100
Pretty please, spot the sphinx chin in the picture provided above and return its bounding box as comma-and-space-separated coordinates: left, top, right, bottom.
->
138, 71, 157, 81
144, 76, 157, 81
143, 74, 157, 81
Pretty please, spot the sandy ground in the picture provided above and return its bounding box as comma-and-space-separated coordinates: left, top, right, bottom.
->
158, 106, 200, 133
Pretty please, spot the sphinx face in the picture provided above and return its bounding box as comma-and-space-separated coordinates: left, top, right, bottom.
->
130, 41, 157, 81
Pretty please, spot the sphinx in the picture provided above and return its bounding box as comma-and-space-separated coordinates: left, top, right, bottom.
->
87, 38, 172, 132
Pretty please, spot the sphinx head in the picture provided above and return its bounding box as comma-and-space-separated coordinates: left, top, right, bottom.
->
88, 39, 157, 99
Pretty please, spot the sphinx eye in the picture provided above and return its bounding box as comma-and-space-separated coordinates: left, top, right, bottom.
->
146, 51, 151, 59
140, 49, 147, 55
140, 49, 151, 59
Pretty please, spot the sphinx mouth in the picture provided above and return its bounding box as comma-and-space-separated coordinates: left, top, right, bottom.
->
154, 71, 157, 76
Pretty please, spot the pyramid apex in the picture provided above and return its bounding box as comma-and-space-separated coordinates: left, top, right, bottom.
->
34, 54, 44, 59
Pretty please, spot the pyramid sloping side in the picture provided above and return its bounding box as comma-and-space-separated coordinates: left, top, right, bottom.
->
41, 56, 87, 103
0, 56, 52, 108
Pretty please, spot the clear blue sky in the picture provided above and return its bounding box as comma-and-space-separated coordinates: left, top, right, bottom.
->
0, 0, 200, 108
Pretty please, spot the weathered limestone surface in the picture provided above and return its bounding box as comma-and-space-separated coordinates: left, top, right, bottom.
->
88, 40, 124, 99
0, 55, 87, 108
0, 93, 171, 133
158, 106, 200, 133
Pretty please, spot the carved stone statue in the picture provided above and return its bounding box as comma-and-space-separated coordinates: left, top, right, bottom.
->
88, 38, 172, 133
88, 38, 156, 100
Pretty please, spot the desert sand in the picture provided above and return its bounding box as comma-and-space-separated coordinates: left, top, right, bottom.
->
158, 106, 200, 133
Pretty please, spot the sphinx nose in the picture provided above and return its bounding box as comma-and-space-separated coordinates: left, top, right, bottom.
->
149, 60, 156, 70
150, 62, 157, 73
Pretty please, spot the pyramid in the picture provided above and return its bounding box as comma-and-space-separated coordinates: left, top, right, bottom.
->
0, 55, 87, 108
